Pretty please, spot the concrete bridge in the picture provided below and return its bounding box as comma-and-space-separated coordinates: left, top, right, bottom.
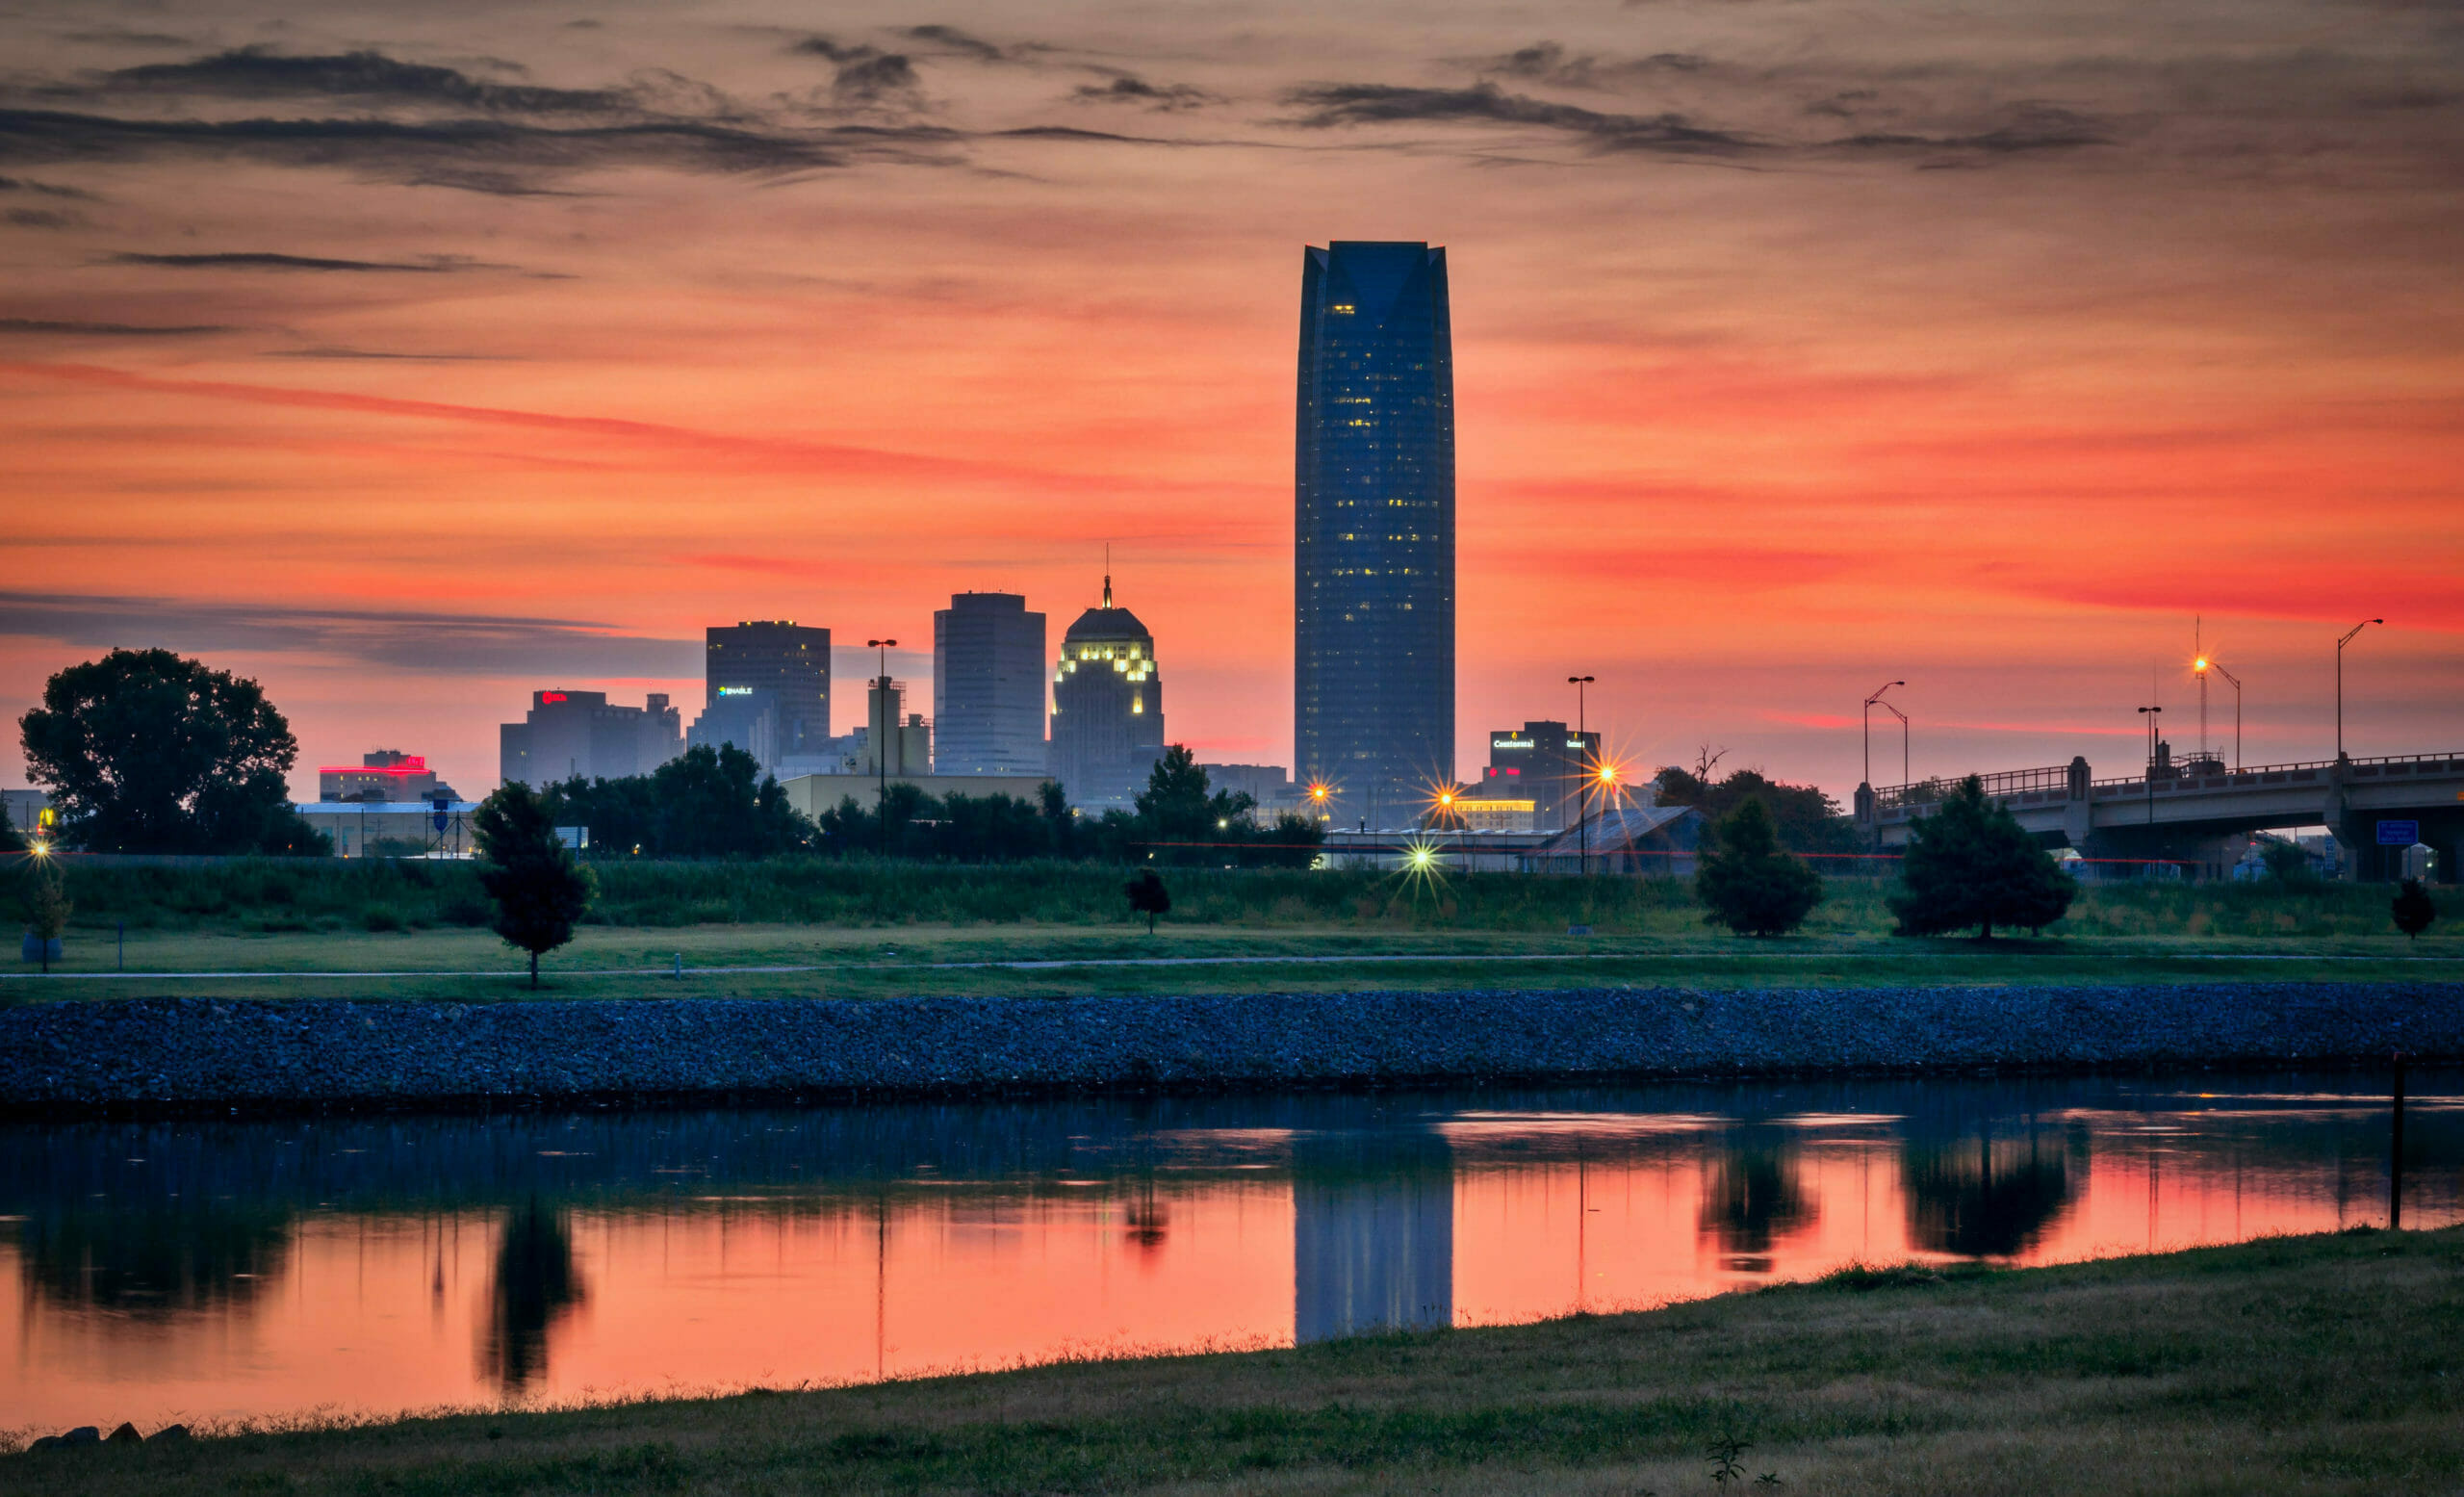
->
1854, 751, 2464, 881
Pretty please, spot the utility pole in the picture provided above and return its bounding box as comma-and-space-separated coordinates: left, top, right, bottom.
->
2336, 619, 2380, 760
1568, 675, 1593, 875
867, 637, 897, 855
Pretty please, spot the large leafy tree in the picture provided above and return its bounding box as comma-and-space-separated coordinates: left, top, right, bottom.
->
1695, 797, 1824, 937
474, 782, 593, 989
1654, 765, 1860, 855
1133, 745, 1263, 864
19, 649, 324, 854
539, 744, 812, 858
1887, 776, 2078, 938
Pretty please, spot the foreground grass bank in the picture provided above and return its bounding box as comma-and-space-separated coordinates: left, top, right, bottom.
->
6, 1227, 2458, 1495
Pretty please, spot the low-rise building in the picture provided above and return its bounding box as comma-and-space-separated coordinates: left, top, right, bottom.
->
319, 750, 459, 803
500, 689, 682, 788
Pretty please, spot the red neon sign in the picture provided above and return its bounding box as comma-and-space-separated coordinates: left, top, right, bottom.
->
541, 691, 568, 703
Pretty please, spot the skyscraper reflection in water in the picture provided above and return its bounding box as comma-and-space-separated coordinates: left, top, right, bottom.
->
480, 1199, 586, 1391
1292, 1130, 1453, 1343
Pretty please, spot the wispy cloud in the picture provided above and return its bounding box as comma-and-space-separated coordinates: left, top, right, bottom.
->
1466, 40, 1710, 90
0, 318, 230, 336
97, 47, 631, 114
0, 590, 702, 677
105, 250, 517, 272
1280, 81, 1758, 154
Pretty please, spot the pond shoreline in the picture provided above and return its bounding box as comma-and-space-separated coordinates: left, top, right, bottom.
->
3, 981, 2456, 1119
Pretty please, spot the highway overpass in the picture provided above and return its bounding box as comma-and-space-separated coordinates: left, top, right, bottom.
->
1855, 751, 2464, 881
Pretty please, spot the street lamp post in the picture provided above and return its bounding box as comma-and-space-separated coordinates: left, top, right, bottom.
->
2194, 657, 2244, 771
866, 637, 897, 855
2139, 704, 2163, 825
1568, 675, 1594, 875
1862, 681, 1907, 790
2335, 619, 2381, 761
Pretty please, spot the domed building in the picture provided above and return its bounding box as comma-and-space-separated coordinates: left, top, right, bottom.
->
1050, 573, 1164, 811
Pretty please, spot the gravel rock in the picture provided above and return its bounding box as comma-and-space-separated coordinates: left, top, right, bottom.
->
2, 984, 2458, 1112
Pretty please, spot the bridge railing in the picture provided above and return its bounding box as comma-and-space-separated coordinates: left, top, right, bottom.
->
2090, 750, 2464, 795
1872, 764, 2068, 813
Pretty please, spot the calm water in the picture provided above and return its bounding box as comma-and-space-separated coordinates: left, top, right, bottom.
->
4, 1071, 2455, 1432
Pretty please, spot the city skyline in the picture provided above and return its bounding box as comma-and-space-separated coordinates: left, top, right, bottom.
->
1, 0, 2457, 805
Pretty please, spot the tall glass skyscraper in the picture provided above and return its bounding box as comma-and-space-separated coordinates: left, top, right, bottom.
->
934, 592, 1048, 776
1295, 241, 1454, 829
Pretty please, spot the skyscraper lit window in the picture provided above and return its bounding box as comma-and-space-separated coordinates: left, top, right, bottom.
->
1295, 241, 1454, 828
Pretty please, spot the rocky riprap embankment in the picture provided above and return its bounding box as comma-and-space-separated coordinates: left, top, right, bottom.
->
3, 983, 2458, 1112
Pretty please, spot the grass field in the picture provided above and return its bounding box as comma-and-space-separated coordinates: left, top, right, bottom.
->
6, 1226, 2457, 1494
0, 918, 2458, 1001
3, 858, 2455, 1001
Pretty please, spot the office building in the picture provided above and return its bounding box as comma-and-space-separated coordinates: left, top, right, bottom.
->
499, 689, 682, 788
704, 622, 829, 758
1050, 573, 1164, 810
934, 592, 1048, 775
1293, 1133, 1452, 1344
1474, 720, 1600, 833
1198, 762, 1299, 817
1295, 240, 1455, 830
319, 749, 459, 803
686, 687, 785, 776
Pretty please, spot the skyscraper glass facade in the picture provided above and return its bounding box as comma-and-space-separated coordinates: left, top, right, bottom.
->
934, 592, 1049, 776
1295, 241, 1454, 829
704, 622, 830, 760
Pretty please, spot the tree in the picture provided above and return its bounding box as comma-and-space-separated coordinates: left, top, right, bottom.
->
474, 783, 594, 989
20, 863, 69, 974
0, 802, 24, 855
1654, 763, 1861, 856
1124, 868, 1171, 933
1887, 776, 2078, 939
1695, 798, 1824, 937
538, 744, 812, 860
2260, 839, 2315, 884
20, 649, 324, 854
1134, 745, 1255, 862
2392, 879, 2437, 942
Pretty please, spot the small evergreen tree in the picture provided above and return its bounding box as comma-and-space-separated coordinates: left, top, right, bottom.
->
474, 783, 594, 989
1695, 798, 1823, 937
1124, 868, 1171, 934
2392, 878, 2437, 942
0, 802, 24, 854
1888, 776, 2077, 939
21, 864, 69, 974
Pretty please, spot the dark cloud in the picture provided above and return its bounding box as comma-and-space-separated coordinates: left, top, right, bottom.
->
788, 38, 927, 112
1472, 41, 1709, 90
0, 108, 862, 189
107, 250, 514, 272
0, 318, 230, 336
100, 47, 630, 114
1830, 104, 2113, 154
899, 25, 1012, 64
1281, 82, 1758, 154
7, 207, 78, 228
1070, 74, 1219, 112
0, 591, 701, 678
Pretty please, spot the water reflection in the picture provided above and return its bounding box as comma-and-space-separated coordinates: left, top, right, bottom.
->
479, 1200, 586, 1390
1699, 1127, 1814, 1271
1293, 1130, 1452, 1342
1902, 1123, 2081, 1258
1, 1072, 2454, 1430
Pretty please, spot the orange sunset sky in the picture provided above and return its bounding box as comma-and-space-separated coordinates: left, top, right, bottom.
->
2, 0, 2458, 801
